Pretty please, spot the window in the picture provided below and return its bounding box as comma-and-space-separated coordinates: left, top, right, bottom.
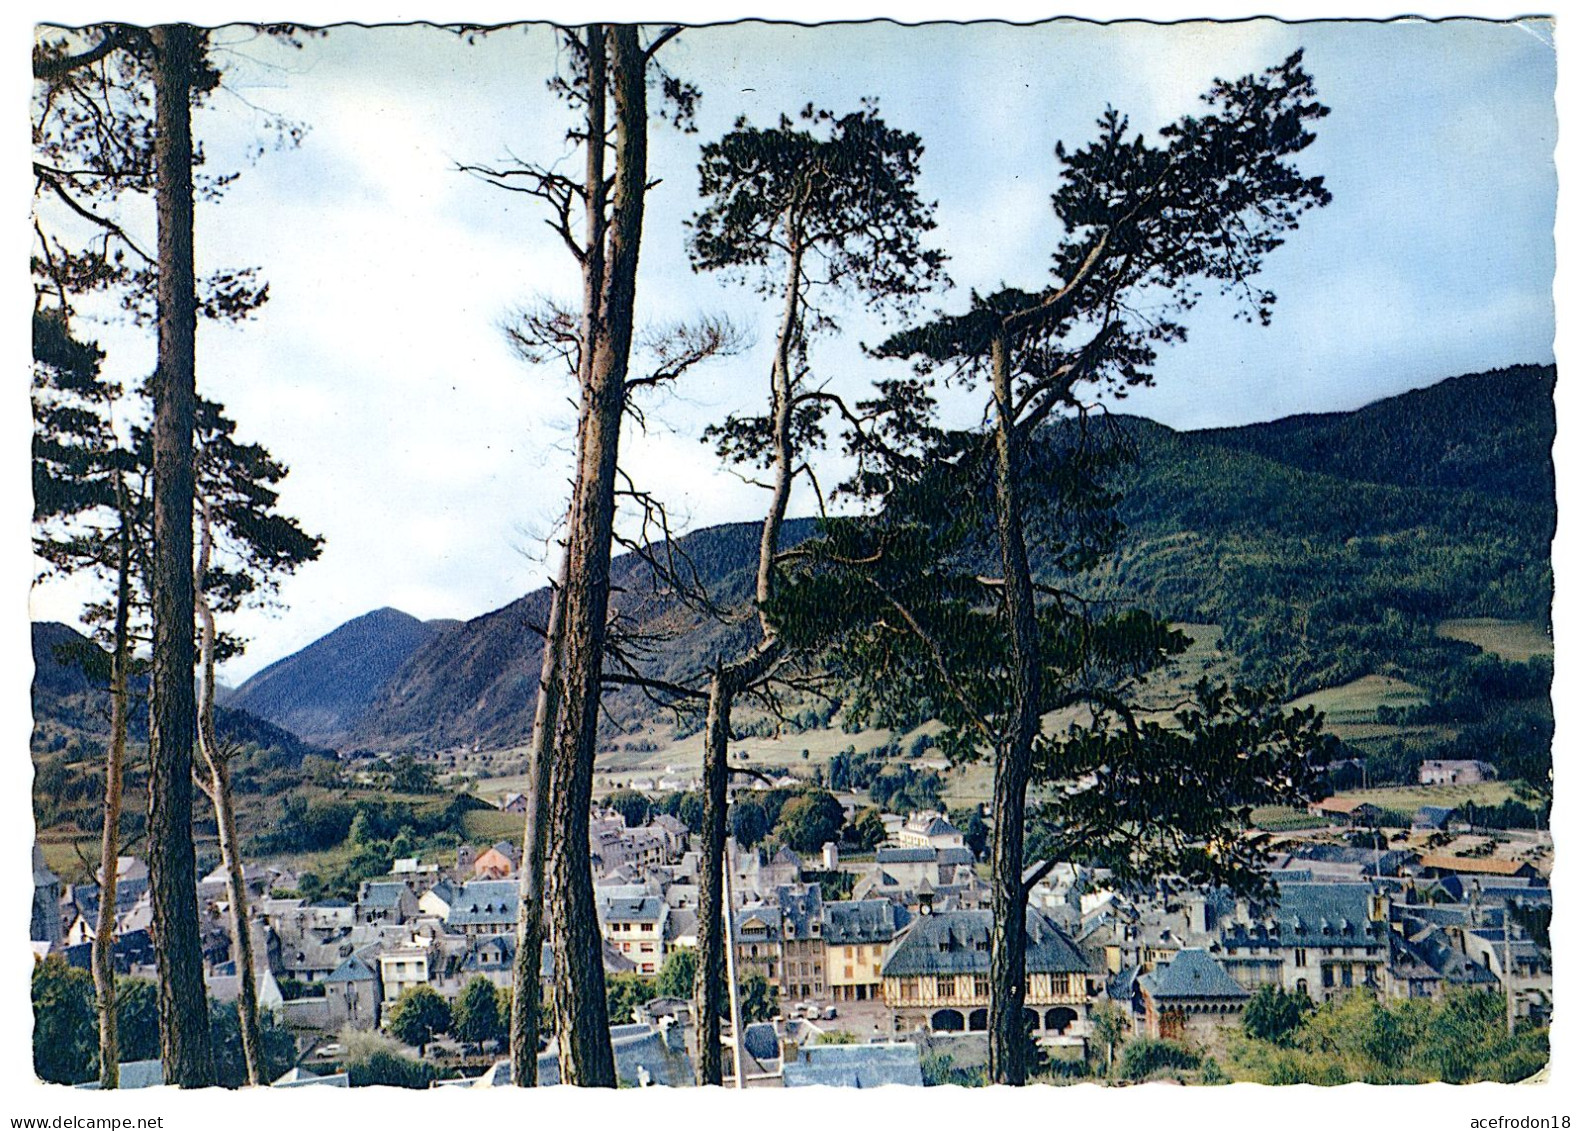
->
1294, 948, 1307, 967
936, 975, 955, 998
845, 965, 854, 979
974, 977, 990, 998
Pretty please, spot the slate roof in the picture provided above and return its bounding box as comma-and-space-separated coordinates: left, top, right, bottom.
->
783, 1043, 924, 1088
877, 847, 937, 865
1139, 949, 1249, 1001
775, 884, 824, 940
360, 882, 408, 909
881, 909, 1092, 977
1222, 883, 1384, 948
741, 1021, 780, 1063
462, 934, 517, 973
823, 899, 909, 946
446, 881, 521, 928
734, 905, 783, 934
937, 847, 977, 867
599, 895, 667, 923
534, 1024, 694, 1087
324, 953, 377, 984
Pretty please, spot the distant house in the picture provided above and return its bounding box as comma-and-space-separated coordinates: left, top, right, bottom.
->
1217, 883, 1390, 1003
895, 812, 966, 851
322, 952, 380, 1030
597, 894, 668, 977
419, 879, 458, 919
377, 937, 439, 1007
881, 908, 1098, 1039
824, 899, 911, 1003
446, 880, 520, 937
472, 845, 516, 880
357, 881, 419, 924
1415, 855, 1539, 881
31, 845, 62, 949
1413, 806, 1456, 831
95, 855, 149, 913
776, 884, 826, 1002
1137, 949, 1249, 1040
733, 906, 783, 987
1306, 797, 1385, 826
499, 792, 529, 814
1419, 759, 1498, 786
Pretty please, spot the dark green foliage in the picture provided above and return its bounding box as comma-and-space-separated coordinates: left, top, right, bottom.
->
656, 789, 707, 833
868, 763, 943, 814
920, 1051, 986, 1087
1119, 1037, 1201, 1081
452, 977, 504, 1049
31, 962, 297, 1087
689, 101, 947, 318
849, 807, 886, 851
1242, 985, 1308, 1045
208, 1001, 296, 1088
772, 790, 846, 853
949, 807, 990, 858
605, 789, 652, 828
346, 1048, 436, 1089
605, 974, 657, 1025
800, 869, 855, 899
738, 972, 778, 1023
31, 957, 97, 1084
1026, 684, 1325, 892
387, 755, 438, 794
116, 978, 161, 1062
1455, 798, 1548, 831
729, 797, 769, 848
1234, 987, 1549, 1085
655, 949, 696, 1000
385, 985, 450, 1054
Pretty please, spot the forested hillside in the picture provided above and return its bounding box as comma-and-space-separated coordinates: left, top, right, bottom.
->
34, 365, 1554, 767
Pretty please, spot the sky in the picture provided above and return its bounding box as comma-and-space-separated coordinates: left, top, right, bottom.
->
22, 13, 1558, 687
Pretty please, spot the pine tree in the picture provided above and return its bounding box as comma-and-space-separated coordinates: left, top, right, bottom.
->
784, 53, 1334, 1084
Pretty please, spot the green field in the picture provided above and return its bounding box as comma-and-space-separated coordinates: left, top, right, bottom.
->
462, 809, 525, 847
1289, 674, 1428, 726
1327, 781, 1521, 814
1436, 618, 1553, 662
1249, 806, 1326, 832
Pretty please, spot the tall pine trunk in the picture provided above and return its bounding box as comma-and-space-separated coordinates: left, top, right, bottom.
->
545, 24, 648, 1087
194, 498, 264, 1086
510, 563, 565, 1086
986, 330, 1038, 1086
146, 22, 215, 1089
693, 670, 733, 1085
693, 235, 800, 1081
93, 503, 132, 1089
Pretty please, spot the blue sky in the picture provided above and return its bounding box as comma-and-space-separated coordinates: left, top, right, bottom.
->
23, 13, 1558, 683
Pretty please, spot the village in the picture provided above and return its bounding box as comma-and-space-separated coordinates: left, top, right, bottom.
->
30, 751, 1553, 1089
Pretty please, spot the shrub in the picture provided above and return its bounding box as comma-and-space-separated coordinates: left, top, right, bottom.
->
1119, 1037, 1201, 1081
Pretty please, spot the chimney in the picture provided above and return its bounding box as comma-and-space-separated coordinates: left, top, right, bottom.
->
1188, 898, 1208, 936
823, 842, 840, 870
